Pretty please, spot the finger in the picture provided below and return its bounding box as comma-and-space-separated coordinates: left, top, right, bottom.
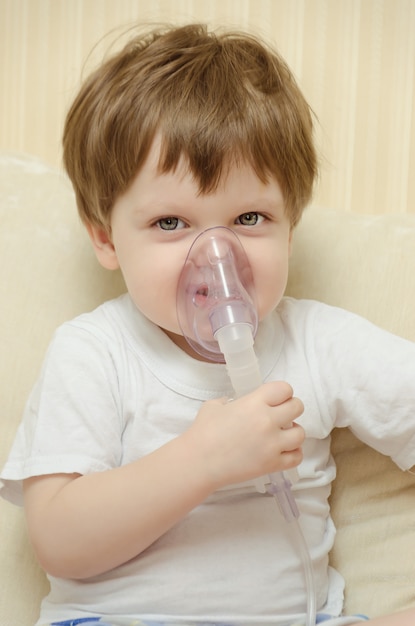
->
281, 422, 305, 451
280, 446, 304, 470
272, 397, 304, 428
262, 381, 294, 406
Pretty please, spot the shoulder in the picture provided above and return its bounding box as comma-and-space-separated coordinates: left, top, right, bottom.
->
35, 294, 137, 386
276, 296, 355, 334
277, 296, 415, 389
51, 293, 136, 352
275, 296, 411, 360
58, 293, 131, 336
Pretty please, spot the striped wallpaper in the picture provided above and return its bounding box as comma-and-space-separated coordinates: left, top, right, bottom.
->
1, 0, 414, 215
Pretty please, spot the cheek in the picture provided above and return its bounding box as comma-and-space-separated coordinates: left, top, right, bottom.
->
252, 251, 289, 318
118, 246, 185, 330
129, 260, 177, 303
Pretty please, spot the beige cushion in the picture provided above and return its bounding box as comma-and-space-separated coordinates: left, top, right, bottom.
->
0, 153, 125, 626
1, 153, 414, 624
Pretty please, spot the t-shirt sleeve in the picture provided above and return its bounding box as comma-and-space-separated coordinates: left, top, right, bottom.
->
309, 302, 415, 470
0, 321, 124, 505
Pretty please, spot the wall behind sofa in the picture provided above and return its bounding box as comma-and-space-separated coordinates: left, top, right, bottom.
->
1, 0, 414, 216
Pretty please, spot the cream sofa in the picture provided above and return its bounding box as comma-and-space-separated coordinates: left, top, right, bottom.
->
1, 152, 415, 625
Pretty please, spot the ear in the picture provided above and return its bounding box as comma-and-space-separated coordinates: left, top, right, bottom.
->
86, 223, 120, 270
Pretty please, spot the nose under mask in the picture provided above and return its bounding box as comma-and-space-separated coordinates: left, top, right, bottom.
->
176, 227, 258, 362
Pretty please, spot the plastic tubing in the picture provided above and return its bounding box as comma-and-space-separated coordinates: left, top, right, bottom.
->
215, 323, 317, 626
177, 227, 316, 623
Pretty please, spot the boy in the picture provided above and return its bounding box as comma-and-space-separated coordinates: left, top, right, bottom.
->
1, 23, 415, 626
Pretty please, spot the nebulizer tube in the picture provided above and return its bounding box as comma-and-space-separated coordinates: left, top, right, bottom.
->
177, 227, 316, 625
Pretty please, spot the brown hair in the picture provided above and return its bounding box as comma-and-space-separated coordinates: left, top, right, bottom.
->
63, 23, 317, 231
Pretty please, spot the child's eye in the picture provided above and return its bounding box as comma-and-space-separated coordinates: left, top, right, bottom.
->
235, 212, 264, 226
156, 217, 186, 231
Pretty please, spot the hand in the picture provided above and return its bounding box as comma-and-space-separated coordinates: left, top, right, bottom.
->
184, 381, 305, 489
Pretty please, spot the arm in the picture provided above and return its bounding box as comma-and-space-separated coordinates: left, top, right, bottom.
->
311, 303, 415, 468
23, 381, 304, 580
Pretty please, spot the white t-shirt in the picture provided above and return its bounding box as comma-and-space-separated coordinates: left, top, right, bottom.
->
1, 294, 415, 625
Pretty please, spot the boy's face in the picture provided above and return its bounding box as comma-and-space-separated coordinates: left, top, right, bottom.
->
88, 139, 293, 360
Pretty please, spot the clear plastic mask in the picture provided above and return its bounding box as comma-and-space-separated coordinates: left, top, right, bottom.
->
176, 227, 258, 362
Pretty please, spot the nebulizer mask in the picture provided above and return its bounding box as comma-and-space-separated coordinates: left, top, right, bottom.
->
177, 227, 317, 626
